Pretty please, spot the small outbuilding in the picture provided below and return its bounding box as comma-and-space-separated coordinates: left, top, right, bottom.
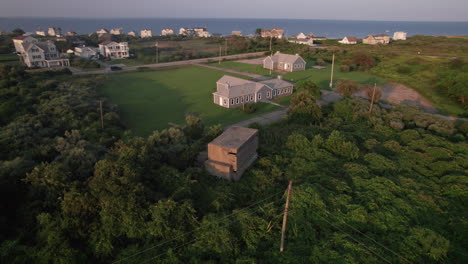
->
205, 127, 258, 181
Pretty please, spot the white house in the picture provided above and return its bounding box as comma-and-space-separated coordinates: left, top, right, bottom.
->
110, 28, 124, 35
13, 36, 69, 68
263, 51, 306, 72
213, 75, 294, 108
140, 29, 153, 38
161, 28, 175, 36
99, 41, 129, 59
339, 36, 358, 44
48, 27, 62, 37
35, 29, 47, 36
96, 29, 109, 36
193, 27, 211, 37
393, 32, 407, 40
127, 31, 137, 37
74, 45, 100, 59
296, 32, 307, 40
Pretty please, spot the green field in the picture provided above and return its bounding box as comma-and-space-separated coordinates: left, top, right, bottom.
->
283, 63, 385, 90
0, 54, 19, 65
206, 61, 276, 76
99, 66, 280, 136
371, 55, 466, 116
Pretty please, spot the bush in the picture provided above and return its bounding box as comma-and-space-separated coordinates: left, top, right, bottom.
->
242, 104, 256, 113
340, 64, 350, 72
316, 58, 325, 66
334, 79, 360, 97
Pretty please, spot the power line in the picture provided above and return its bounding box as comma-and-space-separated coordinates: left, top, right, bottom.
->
321, 210, 412, 264
306, 209, 394, 264
140, 206, 296, 264
112, 190, 286, 264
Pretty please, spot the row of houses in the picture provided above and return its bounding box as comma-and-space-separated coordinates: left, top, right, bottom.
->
13, 36, 69, 68
338, 32, 407, 45
95, 27, 211, 38
70, 41, 130, 60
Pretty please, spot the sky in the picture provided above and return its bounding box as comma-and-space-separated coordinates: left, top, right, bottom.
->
1, 0, 467, 22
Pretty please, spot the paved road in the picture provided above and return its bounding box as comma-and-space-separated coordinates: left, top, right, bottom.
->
194, 63, 264, 79
71, 52, 266, 75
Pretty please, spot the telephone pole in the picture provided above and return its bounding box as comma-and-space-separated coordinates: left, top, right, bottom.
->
155, 42, 159, 64
99, 100, 104, 129
219, 45, 222, 64
280, 181, 293, 252
269, 36, 273, 54
329, 53, 335, 89
369, 83, 377, 114
225, 38, 228, 55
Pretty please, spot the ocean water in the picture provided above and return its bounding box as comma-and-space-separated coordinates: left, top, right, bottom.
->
1, 17, 468, 38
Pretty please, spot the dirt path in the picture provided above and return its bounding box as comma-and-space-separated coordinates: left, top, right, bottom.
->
355, 83, 438, 113
235, 57, 266, 65
194, 63, 263, 79
71, 52, 266, 75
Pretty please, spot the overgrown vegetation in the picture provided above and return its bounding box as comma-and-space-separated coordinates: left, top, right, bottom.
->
0, 66, 466, 264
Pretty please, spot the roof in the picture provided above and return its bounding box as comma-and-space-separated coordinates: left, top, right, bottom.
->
345, 36, 358, 42
265, 52, 306, 65
259, 78, 293, 89
375, 34, 389, 37
215, 75, 267, 98
13, 35, 30, 40
209, 126, 258, 151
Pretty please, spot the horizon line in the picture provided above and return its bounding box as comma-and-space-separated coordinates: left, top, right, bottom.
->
1, 16, 468, 23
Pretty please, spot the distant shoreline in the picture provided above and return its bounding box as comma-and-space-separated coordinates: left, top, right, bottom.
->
1, 17, 468, 38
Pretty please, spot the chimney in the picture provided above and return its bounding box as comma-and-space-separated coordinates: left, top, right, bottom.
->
295, 53, 299, 56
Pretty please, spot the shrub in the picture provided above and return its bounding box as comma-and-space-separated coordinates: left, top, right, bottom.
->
340, 64, 350, 72
316, 58, 325, 66
242, 104, 256, 113
334, 79, 360, 97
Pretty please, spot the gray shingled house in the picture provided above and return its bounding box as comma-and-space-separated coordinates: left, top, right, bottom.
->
213, 75, 294, 108
263, 51, 306, 72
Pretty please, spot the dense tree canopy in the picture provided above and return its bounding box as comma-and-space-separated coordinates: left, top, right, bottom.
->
0, 66, 467, 263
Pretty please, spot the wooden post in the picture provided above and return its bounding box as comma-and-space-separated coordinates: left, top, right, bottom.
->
329, 53, 335, 89
280, 181, 293, 252
269, 36, 272, 52
219, 45, 222, 64
225, 38, 228, 55
155, 42, 159, 64
99, 100, 104, 129
369, 83, 377, 114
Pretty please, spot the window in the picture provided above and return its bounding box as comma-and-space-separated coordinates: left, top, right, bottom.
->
273, 90, 276, 96
223, 99, 227, 105
230, 99, 234, 105
245, 96, 249, 102
250, 95, 254, 101
258, 93, 261, 100
267, 91, 271, 97
241, 97, 244, 103
236, 98, 239, 104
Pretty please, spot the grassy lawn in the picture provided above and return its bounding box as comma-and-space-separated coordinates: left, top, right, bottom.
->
0, 54, 19, 65
371, 55, 466, 116
99, 66, 280, 136
273, 95, 293, 106
283, 63, 385, 90
206, 61, 276, 76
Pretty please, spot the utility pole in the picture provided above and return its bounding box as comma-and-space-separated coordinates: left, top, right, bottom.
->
269, 36, 273, 54
219, 45, 222, 64
280, 180, 293, 252
225, 38, 228, 55
155, 42, 159, 64
369, 83, 377, 114
99, 100, 104, 129
329, 53, 335, 89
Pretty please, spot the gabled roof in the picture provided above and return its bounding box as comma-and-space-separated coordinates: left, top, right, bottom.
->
260, 78, 293, 90
345, 36, 358, 42
13, 35, 31, 40
264, 52, 306, 65
215, 75, 269, 98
